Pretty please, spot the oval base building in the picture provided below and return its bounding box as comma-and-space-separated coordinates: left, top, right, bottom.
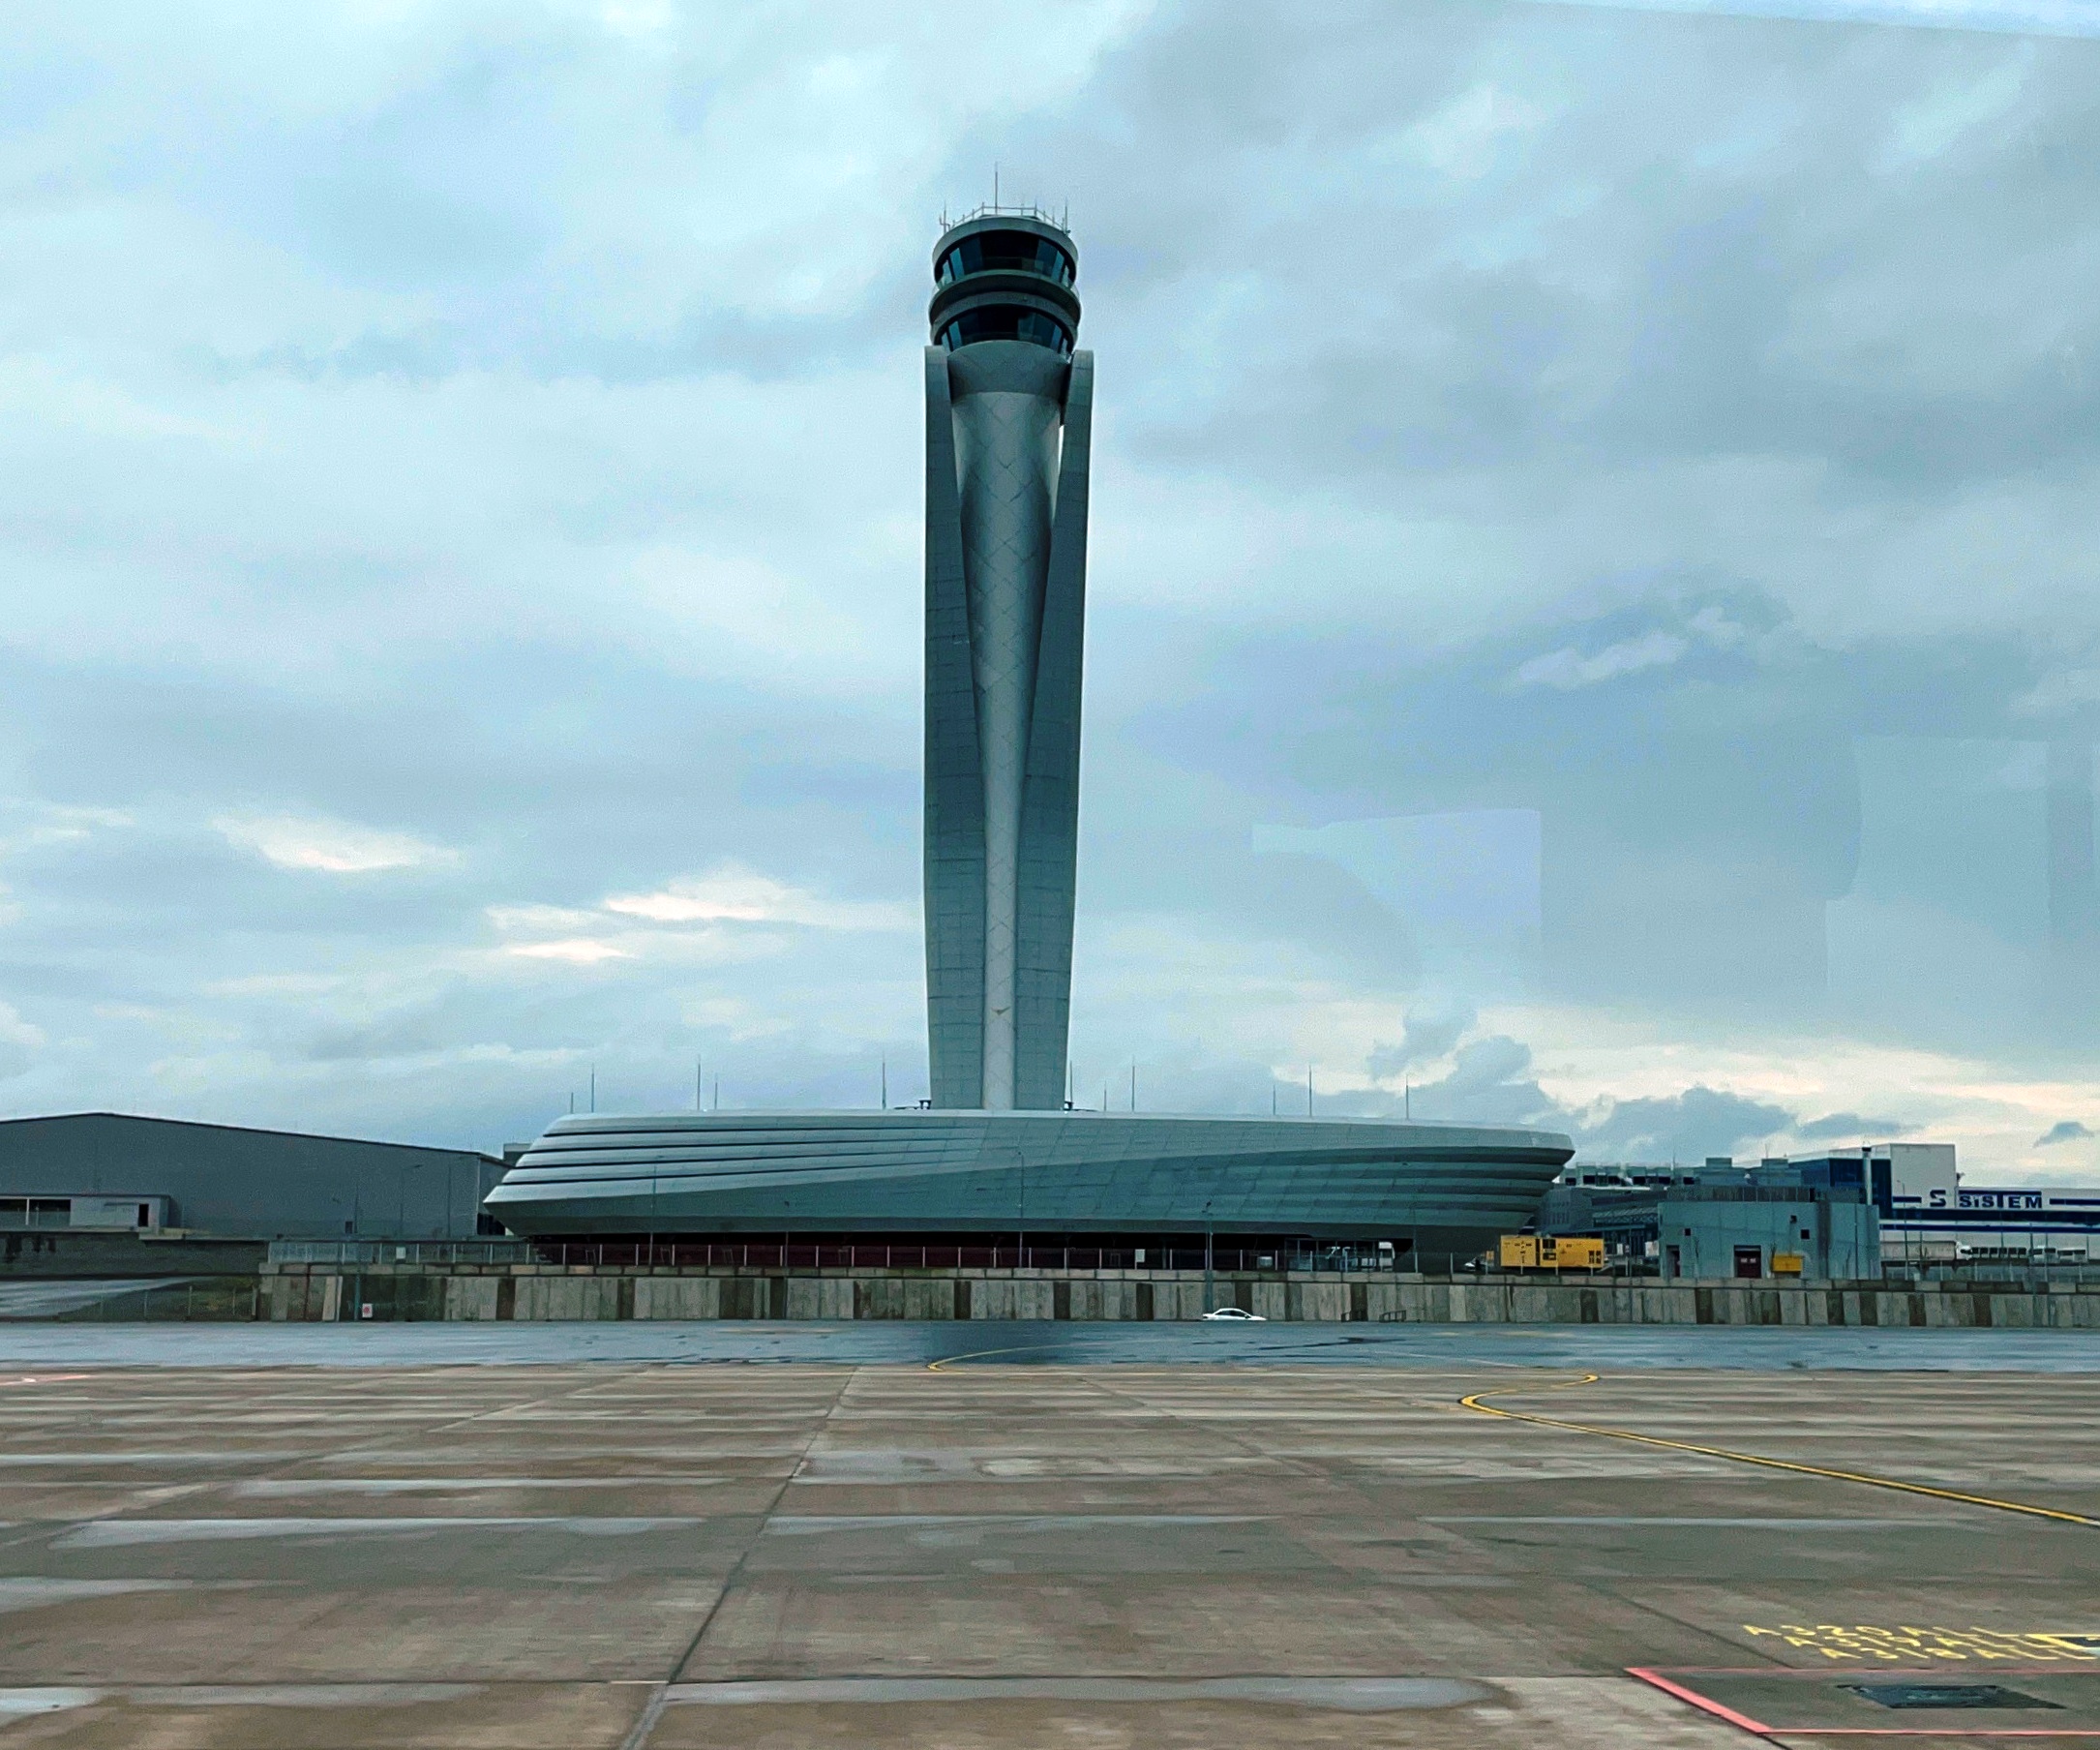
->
485, 1111, 1573, 1270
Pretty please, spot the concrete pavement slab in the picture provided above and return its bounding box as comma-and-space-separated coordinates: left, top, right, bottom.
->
0, 1335, 2091, 1745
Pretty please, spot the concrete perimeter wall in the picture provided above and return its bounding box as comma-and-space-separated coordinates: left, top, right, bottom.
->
261, 1264, 2100, 1328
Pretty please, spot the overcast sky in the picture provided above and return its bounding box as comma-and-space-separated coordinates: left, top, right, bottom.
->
3, 0, 2098, 1177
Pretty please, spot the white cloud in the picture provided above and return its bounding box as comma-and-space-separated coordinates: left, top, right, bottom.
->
2011, 668, 2100, 719
605, 865, 915, 932
505, 938, 632, 964
1510, 630, 1688, 691
201, 974, 346, 997
593, 0, 675, 36
1879, 45, 2033, 169
214, 815, 457, 875
0, 801, 131, 861
622, 545, 912, 701
0, 1003, 45, 1051
1396, 84, 1549, 180
485, 903, 604, 935
477, 865, 915, 979
0, 1001, 45, 1080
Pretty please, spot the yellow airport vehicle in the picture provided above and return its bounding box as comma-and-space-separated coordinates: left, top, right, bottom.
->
1497, 1234, 1605, 1271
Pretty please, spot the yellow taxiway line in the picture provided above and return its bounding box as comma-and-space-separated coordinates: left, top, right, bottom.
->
1459, 1373, 2100, 1528
926, 1343, 1064, 1372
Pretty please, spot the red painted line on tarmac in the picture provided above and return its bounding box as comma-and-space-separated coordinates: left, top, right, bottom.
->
1630, 1667, 2100, 1737
1628, 1667, 1776, 1736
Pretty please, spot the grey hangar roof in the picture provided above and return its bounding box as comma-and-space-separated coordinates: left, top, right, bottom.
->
0, 1111, 501, 1241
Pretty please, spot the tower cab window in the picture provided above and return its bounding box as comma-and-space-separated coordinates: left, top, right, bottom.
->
938, 307, 1072, 354
937, 232, 1076, 287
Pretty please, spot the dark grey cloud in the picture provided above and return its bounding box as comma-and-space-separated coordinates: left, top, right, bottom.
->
1367, 998, 1479, 1081
1156, 14, 2098, 501
1389, 1035, 1567, 1129
1047, 1, 2100, 1067
1797, 1111, 1915, 1140
2037, 1119, 2093, 1145
0, 1, 2091, 1170
1344, 1028, 1798, 1163
1578, 1086, 1797, 1162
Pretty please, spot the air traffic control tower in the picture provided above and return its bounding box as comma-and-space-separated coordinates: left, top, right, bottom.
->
923, 211, 1093, 1110
489, 212, 1576, 1247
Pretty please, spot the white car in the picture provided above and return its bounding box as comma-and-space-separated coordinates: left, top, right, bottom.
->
1201, 1306, 1267, 1321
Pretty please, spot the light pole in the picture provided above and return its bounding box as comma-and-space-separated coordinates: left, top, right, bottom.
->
1203, 1196, 1215, 1314
1003, 1148, 1028, 1272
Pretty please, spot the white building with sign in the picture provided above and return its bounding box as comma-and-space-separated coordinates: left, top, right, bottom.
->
1877, 1144, 2100, 1262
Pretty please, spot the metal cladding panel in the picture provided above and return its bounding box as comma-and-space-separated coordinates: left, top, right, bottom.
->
1012, 350, 1091, 1111
485, 1111, 1574, 1241
926, 339, 1083, 1111
923, 348, 985, 1108
949, 347, 1065, 1109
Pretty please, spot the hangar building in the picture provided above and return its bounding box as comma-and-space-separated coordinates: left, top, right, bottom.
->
0, 1112, 502, 1241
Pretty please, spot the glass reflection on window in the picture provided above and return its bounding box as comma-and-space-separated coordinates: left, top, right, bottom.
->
936, 230, 1075, 287
938, 307, 1073, 354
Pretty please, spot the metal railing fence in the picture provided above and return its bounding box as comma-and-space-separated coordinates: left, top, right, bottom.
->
269, 1240, 534, 1266
503, 1241, 1462, 1274
271, 1239, 1457, 1274
261, 1237, 2100, 1289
